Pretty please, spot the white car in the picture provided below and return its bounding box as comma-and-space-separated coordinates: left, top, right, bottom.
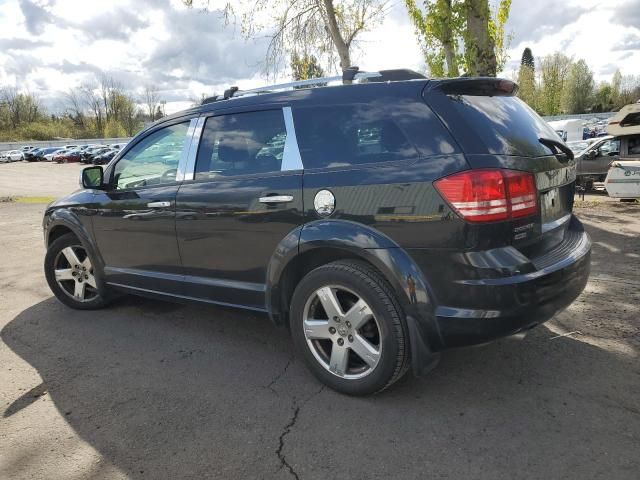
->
1, 150, 25, 161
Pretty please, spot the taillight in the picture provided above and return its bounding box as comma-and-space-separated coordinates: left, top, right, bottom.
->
434, 169, 538, 223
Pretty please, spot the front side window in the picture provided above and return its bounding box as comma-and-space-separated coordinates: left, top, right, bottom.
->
195, 110, 287, 179
113, 122, 190, 190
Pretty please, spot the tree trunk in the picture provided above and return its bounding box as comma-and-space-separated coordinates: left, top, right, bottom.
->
322, 0, 351, 71
464, 0, 497, 76
441, 0, 459, 77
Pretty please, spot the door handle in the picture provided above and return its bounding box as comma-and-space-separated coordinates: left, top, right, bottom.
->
258, 195, 293, 204
147, 201, 171, 208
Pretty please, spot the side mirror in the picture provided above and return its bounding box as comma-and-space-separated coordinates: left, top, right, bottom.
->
587, 149, 597, 159
81, 166, 104, 189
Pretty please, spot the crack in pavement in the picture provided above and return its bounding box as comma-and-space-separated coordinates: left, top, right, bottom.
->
276, 405, 301, 480
276, 385, 325, 480
264, 357, 293, 394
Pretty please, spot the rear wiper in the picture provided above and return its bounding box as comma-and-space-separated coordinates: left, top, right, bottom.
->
538, 137, 574, 161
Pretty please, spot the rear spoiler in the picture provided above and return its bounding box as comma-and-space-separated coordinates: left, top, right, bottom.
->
425, 77, 518, 97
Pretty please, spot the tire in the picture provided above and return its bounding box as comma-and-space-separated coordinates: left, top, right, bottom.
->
44, 233, 110, 310
289, 260, 410, 395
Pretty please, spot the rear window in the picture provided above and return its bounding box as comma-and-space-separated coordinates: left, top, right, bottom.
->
292, 104, 418, 169
427, 93, 560, 157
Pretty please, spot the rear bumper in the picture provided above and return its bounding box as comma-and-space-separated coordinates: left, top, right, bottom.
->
410, 216, 591, 350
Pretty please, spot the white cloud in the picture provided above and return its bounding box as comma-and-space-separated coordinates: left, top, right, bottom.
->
0, 0, 638, 115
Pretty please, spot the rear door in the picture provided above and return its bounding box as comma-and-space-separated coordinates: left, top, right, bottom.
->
175, 107, 304, 310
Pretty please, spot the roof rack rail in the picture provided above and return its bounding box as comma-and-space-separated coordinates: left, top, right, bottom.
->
224, 68, 382, 100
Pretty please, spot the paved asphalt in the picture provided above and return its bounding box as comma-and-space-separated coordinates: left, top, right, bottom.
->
0, 164, 638, 479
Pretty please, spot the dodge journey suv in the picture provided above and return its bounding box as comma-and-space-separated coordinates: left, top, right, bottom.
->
43, 70, 591, 395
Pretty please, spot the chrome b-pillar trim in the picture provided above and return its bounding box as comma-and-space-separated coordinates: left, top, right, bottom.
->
177, 116, 206, 182
281, 106, 304, 171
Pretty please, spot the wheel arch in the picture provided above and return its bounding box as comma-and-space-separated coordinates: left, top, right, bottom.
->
266, 220, 443, 370
45, 209, 106, 286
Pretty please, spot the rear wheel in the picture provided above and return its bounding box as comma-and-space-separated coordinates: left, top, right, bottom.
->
44, 233, 110, 309
290, 260, 409, 395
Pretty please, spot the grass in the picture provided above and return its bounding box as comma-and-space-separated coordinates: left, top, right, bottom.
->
0, 196, 56, 204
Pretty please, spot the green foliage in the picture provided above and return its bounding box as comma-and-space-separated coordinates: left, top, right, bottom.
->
404, 0, 511, 77
517, 64, 536, 110
538, 52, 572, 115
562, 59, 594, 114
104, 119, 127, 138
488, 0, 512, 72
290, 53, 326, 80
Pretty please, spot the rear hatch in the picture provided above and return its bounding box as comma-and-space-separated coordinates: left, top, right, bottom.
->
423, 78, 576, 256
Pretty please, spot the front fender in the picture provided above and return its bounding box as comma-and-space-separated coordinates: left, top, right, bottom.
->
44, 198, 107, 290
266, 220, 444, 370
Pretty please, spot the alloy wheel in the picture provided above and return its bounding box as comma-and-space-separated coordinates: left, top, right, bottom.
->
302, 285, 382, 379
53, 245, 98, 302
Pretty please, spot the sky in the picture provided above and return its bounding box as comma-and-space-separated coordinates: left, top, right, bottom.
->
0, 0, 639, 115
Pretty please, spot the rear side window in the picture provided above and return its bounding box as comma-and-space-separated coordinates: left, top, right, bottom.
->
292, 104, 418, 169
427, 93, 560, 157
195, 110, 286, 179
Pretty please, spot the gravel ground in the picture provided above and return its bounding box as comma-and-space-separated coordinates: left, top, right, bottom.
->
0, 162, 638, 479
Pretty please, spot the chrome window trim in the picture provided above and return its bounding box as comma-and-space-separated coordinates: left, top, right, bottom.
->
177, 117, 205, 182
281, 106, 304, 171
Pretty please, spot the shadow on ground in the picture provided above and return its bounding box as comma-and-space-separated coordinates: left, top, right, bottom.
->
2, 290, 639, 479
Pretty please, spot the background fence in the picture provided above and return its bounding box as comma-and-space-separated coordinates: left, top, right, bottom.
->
0, 137, 132, 151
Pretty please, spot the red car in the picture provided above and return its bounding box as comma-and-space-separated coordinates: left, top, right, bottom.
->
53, 149, 82, 163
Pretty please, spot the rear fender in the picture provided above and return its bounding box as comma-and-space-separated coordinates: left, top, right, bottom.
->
266, 220, 443, 371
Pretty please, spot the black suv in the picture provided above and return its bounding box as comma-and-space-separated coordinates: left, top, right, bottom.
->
43, 72, 591, 395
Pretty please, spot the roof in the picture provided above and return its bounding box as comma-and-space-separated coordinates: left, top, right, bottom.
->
607, 103, 640, 136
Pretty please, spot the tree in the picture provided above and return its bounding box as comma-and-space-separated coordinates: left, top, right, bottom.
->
611, 69, 622, 107
405, 0, 462, 77
562, 59, 594, 114
184, 1, 389, 77
521, 47, 534, 69
517, 48, 536, 110
617, 74, 640, 108
538, 53, 572, 115
64, 88, 86, 130
143, 85, 160, 122
593, 82, 613, 112
404, 0, 512, 77
291, 53, 326, 80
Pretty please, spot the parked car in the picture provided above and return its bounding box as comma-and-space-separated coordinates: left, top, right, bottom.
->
51, 149, 70, 163
20, 145, 35, 152
30, 147, 60, 162
1, 150, 25, 161
54, 149, 83, 163
42, 72, 591, 395
573, 135, 620, 189
41, 147, 64, 162
81, 146, 109, 164
91, 148, 118, 165
109, 143, 127, 150
24, 147, 45, 161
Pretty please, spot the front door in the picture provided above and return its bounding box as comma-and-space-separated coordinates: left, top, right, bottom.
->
175, 108, 304, 310
92, 119, 196, 294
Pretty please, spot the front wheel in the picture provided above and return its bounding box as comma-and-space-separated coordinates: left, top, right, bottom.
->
44, 233, 110, 309
290, 260, 410, 395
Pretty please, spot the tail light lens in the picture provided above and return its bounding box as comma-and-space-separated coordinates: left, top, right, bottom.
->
434, 169, 538, 223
